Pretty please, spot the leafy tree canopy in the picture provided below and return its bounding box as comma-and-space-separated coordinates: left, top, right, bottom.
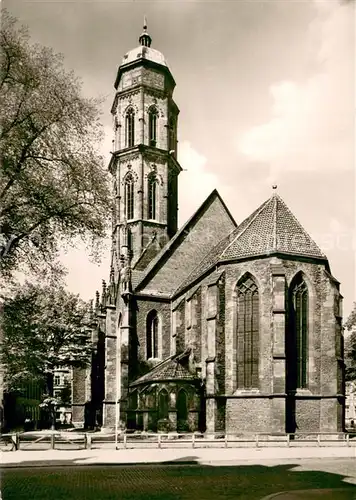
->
0, 11, 112, 280
0, 281, 93, 393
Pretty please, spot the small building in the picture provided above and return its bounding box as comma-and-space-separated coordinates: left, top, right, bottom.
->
53, 367, 72, 425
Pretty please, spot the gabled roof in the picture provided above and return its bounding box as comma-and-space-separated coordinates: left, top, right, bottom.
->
134, 189, 237, 295
174, 191, 326, 297
130, 351, 199, 387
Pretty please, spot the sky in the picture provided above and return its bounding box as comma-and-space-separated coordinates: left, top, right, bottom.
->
4, 0, 356, 318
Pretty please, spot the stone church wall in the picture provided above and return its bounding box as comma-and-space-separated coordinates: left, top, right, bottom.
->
226, 398, 273, 433
175, 298, 185, 354
135, 298, 171, 362
188, 256, 342, 434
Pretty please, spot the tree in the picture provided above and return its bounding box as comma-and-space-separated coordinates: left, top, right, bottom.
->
345, 302, 356, 382
0, 12, 112, 280
0, 281, 93, 397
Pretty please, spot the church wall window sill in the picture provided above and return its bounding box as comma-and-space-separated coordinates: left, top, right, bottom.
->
233, 389, 260, 396
295, 388, 312, 396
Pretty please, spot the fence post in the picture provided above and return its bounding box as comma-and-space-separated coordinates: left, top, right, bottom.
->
225, 434, 228, 448
192, 433, 195, 449
317, 434, 320, 447
158, 434, 161, 449
123, 433, 127, 449
11, 433, 18, 451
346, 433, 350, 447
51, 432, 55, 450
286, 434, 290, 447
255, 434, 259, 448
86, 433, 92, 450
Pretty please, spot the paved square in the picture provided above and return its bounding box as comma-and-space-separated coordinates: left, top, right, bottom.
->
2, 459, 356, 500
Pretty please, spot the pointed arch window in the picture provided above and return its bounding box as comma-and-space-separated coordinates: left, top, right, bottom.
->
127, 390, 138, 430
168, 118, 176, 152
125, 108, 135, 148
148, 108, 158, 146
236, 274, 259, 389
177, 389, 188, 422
124, 174, 134, 220
289, 275, 308, 389
146, 310, 159, 359
129, 390, 138, 410
158, 389, 169, 420
147, 174, 158, 220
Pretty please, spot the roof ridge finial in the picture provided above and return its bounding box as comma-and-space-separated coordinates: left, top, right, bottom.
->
143, 15, 147, 31
271, 183, 278, 199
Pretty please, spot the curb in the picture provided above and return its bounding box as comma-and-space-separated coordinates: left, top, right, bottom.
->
2, 450, 355, 469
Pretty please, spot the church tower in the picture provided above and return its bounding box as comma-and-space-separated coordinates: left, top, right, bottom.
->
109, 21, 182, 276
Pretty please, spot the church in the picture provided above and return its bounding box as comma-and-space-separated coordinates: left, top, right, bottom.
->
72, 24, 344, 435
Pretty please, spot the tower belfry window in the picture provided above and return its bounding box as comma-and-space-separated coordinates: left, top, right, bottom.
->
125, 108, 135, 148
148, 108, 158, 146
124, 174, 134, 220
168, 118, 176, 152
148, 174, 157, 219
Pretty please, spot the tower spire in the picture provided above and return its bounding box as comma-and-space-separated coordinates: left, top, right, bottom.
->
139, 16, 152, 47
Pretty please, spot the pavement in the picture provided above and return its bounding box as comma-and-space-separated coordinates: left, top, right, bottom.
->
1, 445, 356, 468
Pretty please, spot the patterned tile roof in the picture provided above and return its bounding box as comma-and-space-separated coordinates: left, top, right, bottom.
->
130, 352, 199, 387
173, 192, 326, 297
221, 193, 325, 261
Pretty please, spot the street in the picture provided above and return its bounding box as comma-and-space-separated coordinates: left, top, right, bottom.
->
2, 459, 356, 500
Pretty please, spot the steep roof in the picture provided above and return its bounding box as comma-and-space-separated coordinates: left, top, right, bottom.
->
221, 192, 325, 261
134, 189, 237, 296
130, 351, 199, 387
174, 191, 326, 296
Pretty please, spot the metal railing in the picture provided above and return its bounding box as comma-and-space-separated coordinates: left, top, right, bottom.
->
1, 431, 355, 451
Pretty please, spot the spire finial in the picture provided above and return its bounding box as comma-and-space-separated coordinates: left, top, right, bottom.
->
139, 17, 152, 47
272, 184, 277, 190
